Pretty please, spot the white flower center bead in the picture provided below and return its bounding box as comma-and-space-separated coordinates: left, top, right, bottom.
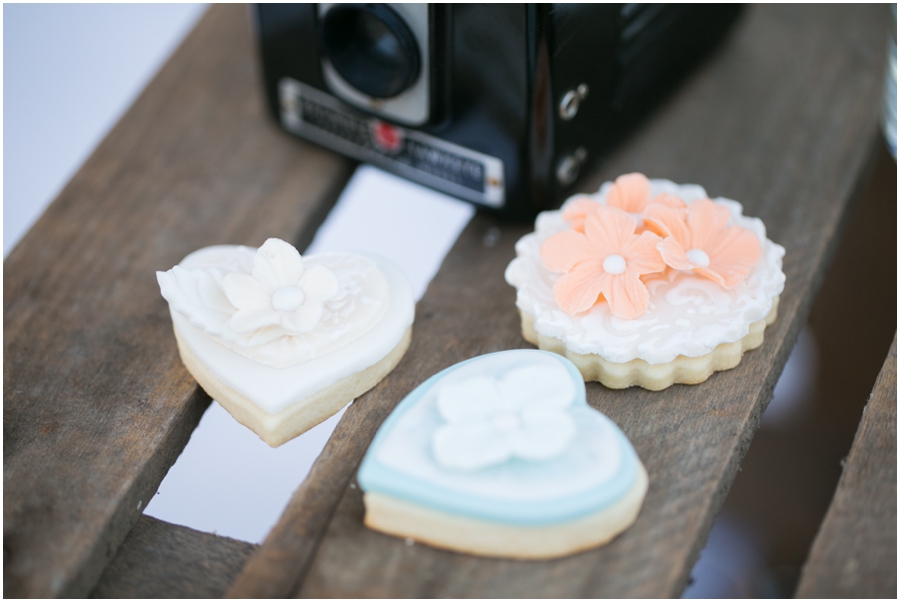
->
602, 254, 627, 275
271, 286, 305, 312
686, 248, 711, 267
491, 412, 521, 432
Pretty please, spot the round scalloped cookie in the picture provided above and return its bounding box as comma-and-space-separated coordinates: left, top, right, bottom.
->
505, 175, 785, 390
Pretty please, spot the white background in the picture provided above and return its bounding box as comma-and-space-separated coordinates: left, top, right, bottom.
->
3, 3, 207, 256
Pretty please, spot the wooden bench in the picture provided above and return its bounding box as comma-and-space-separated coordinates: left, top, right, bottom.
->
796, 336, 897, 599
4, 4, 894, 597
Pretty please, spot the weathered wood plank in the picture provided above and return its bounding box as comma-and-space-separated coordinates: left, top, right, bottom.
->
89, 516, 256, 599
3, 5, 352, 597
226, 4, 887, 598
795, 336, 897, 598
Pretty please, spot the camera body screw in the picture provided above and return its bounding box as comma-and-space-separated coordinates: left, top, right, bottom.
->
559, 83, 590, 121
556, 147, 588, 186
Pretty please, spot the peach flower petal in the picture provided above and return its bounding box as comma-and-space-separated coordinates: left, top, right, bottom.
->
643, 203, 689, 244
651, 193, 687, 208
622, 230, 666, 275
584, 205, 636, 253
693, 266, 727, 287
655, 199, 762, 288
606, 173, 651, 213
604, 271, 651, 319
542, 188, 671, 318
657, 237, 694, 271
704, 227, 762, 288
551, 259, 610, 314
540, 230, 597, 273
688, 199, 731, 250
706, 224, 762, 266
561, 196, 601, 232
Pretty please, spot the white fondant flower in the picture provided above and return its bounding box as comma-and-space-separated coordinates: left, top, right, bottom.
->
157, 265, 236, 336
431, 365, 577, 471
220, 239, 338, 340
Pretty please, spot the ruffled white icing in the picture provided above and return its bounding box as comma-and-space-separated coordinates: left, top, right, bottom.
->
160, 244, 414, 415
431, 363, 577, 471
158, 240, 391, 368
505, 180, 786, 365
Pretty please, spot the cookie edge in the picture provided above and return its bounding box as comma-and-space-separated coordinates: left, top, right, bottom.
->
519, 297, 779, 390
173, 325, 413, 446
362, 461, 648, 559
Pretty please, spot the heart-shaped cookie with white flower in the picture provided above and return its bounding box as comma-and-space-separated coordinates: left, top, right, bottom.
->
358, 349, 647, 559
157, 238, 414, 446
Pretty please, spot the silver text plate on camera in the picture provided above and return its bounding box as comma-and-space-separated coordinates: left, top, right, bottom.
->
279, 78, 505, 208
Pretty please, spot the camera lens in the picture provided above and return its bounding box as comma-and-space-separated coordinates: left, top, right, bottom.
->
320, 4, 421, 99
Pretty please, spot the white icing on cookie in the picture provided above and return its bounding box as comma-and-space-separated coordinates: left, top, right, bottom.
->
159, 241, 391, 368
505, 180, 786, 365
159, 243, 414, 415
431, 362, 577, 470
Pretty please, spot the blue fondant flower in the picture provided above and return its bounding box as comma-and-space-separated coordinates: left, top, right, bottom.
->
431, 365, 577, 471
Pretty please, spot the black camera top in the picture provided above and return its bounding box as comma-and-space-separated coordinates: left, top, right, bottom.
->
257, 4, 741, 219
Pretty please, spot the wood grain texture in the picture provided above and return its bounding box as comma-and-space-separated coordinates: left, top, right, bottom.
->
89, 516, 256, 599
795, 336, 897, 599
3, 5, 352, 597
224, 4, 888, 598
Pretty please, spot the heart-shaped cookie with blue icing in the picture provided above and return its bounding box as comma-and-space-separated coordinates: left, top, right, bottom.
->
157, 238, 414, 446
358, 349, 648, 559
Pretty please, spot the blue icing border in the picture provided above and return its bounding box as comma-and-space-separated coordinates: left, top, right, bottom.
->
358, 349, 641, 526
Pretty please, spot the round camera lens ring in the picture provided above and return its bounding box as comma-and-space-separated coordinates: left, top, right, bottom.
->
319, 4, 422, 100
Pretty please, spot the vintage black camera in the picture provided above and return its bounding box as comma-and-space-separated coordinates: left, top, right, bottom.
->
255, 4, 741, 219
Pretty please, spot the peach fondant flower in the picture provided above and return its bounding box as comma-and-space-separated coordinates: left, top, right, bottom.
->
642, 200, 687, 238
606, 172, 653, 213
541, 205, 665, 319
562, 174, 684, 232
561, 195, 602, 232
648, 199, 761, 288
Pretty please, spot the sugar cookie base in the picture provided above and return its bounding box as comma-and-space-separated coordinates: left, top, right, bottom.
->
173, 326, 412, 447
363, 463, 647, 559
519, 297, 779, 390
